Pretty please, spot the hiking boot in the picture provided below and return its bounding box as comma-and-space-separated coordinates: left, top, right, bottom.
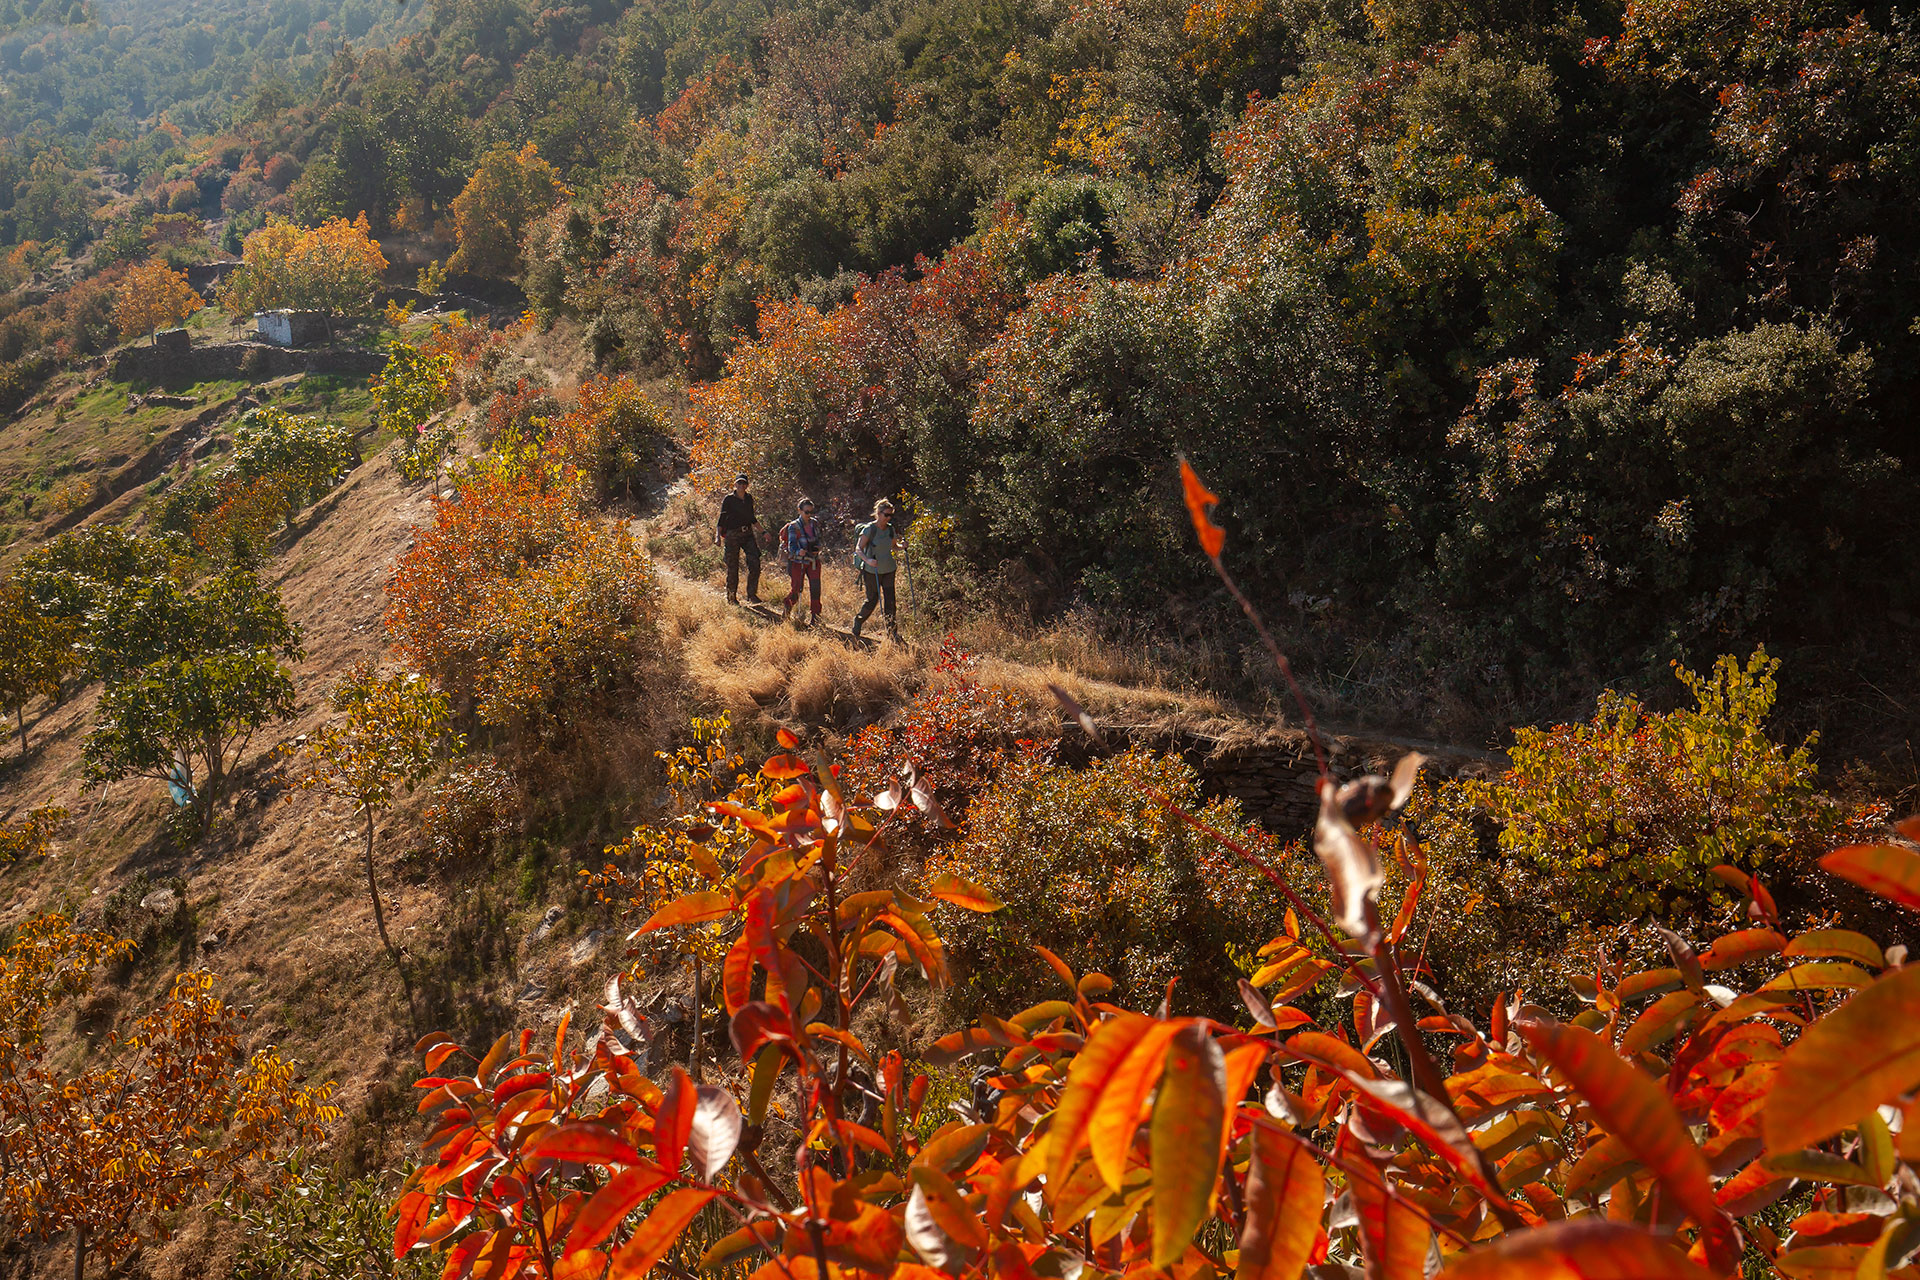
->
746, 593, 763, 604
727, 593, 738, 605
850, 617, 864, 640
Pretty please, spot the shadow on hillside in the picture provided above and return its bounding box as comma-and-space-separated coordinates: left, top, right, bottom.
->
405, 881, 519, 1044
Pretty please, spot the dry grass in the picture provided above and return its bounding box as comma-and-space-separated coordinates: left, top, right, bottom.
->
665, 577, 920, 730
660, 572, 1226, 738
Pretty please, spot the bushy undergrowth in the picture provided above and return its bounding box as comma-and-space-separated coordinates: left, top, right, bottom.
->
940, 744, 1293, 1018
1406, 648, 1888, 1007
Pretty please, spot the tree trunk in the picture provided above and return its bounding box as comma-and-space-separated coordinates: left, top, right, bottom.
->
690, 955, 703, 1083
363, 805, 399, 963
73, 1224, 85, 1280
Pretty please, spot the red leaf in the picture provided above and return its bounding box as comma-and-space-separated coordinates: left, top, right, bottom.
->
1347, 1153, 1427, 1280
567, 1163, 673, 1252
607, 1188, 717, 1279
1240, 1122, 1323, 1280
1763, 960, 1920, 1152
1821, 842, 1920, 913
654, 1067, 697, 1174
728, 1002, 794, 1061
1179, 458, 1226, 559
1517, 1020, 1719, 1227
776, 727, 799, 749
1440, 1220, 1714, 1278
523, 1123, 643, 1169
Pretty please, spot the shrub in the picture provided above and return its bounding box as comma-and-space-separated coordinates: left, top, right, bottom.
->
416, 756, 521, 864
839, 639, 1040, 833
383, 471, 578, 697
483, 377, 561, 443
466, 521, 662, 736
542, 374, 671, 502
187, 473, 293, 564
157, 408, 357, 541
0, 806, 66, 861
1414, 647, 1885, 925
0, 915, 337, 1278
941, 744, 1294, 1016
368, 337, 456, 483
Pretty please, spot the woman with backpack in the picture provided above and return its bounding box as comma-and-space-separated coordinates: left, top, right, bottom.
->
780, 498, 823, 627
851, 499, 902, 641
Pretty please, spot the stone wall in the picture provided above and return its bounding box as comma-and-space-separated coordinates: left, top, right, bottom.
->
107, 341, 384, 385
1085, 722, 1503, 836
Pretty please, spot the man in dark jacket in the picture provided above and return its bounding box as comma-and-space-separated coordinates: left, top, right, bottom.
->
715, 474, 761, 604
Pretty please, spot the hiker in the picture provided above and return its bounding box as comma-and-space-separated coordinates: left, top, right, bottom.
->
851, 498, 903, 640
780, 498, 823, 626
714, 473, 761, 604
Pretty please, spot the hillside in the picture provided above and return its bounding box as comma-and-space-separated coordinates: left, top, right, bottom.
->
3, 0, 1920, 1272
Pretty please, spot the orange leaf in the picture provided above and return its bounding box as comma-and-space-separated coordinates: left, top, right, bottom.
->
1698, 928, 1786, 971
1150, 1023, 1228, 1268
761, 752, 812, 780
392, 1189, 432, 1256
1518, 1021, 1718, 1228
568, 1164, 673, 1252
1440, 1219, 1713, 1278
607, 1188, 718, 1279
913, 1165, 989, 1250
1763, 961, 1920, 1152
523, 1123, 643, 1168
1347, 1156, 1427, 1280
1820, 843, 1920, 913
1089, 1018, 1188, 1190
637, 891, 733, 933
926, 872, 1005, 913
1048, 1013, 1154, 1191
776, 727, 798, 749
1240, 1122, 1323, 1280
1179, 458, 1226, 559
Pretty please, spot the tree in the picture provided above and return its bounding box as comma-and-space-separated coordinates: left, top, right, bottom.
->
217, 215, 389, 326
83, 649, 297, 827
301, 666, 454, 967
111, 257, 204, 343
0, 914, 336, 1279
447, 143, 564, 279
84, 565, 301, 682
367, 337, 455, 483
0, 576, 73, 755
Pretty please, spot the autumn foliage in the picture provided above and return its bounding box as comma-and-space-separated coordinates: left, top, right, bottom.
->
218, 214, 388, 319
111, 257, 204, 342
388, 472, 1920, 1280
383, 471, 660, 738
0, 915, 336, 1277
